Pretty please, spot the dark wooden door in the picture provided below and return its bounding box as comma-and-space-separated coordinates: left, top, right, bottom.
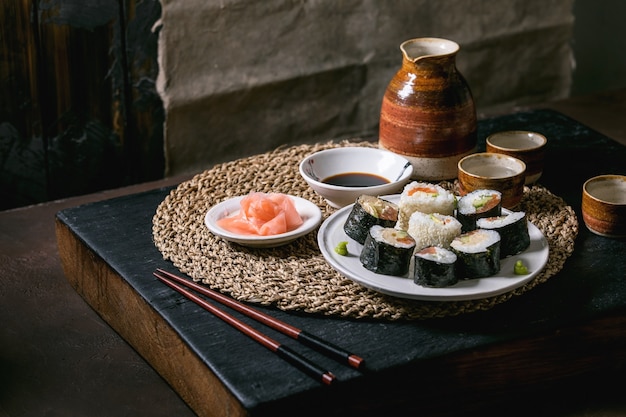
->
0, 0, 163, 210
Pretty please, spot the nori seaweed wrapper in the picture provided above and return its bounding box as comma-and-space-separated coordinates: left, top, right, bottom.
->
360, 226, 414, 276
451, 230, 501, 279
477, 212, 530, 258
412, 247, 458, 288
457, 190, 502, 232
343, 195, 398, 244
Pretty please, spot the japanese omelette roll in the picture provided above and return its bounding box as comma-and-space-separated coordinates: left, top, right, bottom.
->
476, 211, 530, 257
343, 195, 399, 244
450, 229, 501, 279
412, 246, 458, 288
359, 225, 416, 276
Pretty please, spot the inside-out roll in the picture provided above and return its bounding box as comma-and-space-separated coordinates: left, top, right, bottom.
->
396, 182, 456, 231
407, 211, 462, 251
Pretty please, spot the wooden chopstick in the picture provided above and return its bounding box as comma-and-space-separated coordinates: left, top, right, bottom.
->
154, 268, 364, 370
154, 270, 336, 385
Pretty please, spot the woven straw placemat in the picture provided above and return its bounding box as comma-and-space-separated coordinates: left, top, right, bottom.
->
152, 141, 578, 320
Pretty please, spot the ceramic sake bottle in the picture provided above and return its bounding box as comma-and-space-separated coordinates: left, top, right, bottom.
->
379, 38, 477, 181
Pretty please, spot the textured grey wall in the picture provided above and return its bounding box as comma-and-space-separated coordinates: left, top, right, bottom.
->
571, 0, 626, 95
157, 0, 576, 177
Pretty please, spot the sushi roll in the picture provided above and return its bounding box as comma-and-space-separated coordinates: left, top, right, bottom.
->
396, 182, 456, 231
360, 225, 416, 276
450, 229, 501, 279
457, 189, 502, 232
476, 211, 530, 258
412, 246, 458, 288
343, 195, 399, 244
407, 211, 462, 251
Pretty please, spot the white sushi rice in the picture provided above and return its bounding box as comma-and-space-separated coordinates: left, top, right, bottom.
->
407, 211, 462, 251
476, 211, 526, 229
370, 225, 416, 248
450, 229, 500, 253
397, 181, 456, 230
457, 189, 502, 215
415, 246, 457, 264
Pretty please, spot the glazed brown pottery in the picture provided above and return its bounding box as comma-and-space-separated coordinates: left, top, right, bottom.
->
379, 37, 477, 181
582, 175, 626, 238
457, 153, 526, 209
486, 131, 547, 185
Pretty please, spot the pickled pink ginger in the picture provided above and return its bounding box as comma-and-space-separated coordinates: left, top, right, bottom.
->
217, 192, 304, 236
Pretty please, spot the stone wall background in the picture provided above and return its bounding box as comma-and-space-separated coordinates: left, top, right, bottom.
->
156, 0, 576, 176
2, 0, 624, 211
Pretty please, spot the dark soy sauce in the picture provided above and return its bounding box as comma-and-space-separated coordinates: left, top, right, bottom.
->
322, 172, 390, 187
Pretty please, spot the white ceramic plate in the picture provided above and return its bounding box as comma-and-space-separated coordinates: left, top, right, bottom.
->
317, 195, 549, 301
205, 195, 322, 248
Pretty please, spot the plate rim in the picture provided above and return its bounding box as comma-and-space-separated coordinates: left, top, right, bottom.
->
205, 194, 322, 247
317, 194, 550, 301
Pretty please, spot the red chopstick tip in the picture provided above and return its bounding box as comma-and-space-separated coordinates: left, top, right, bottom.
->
322, 372, 337, 385
348, 354, 364, 369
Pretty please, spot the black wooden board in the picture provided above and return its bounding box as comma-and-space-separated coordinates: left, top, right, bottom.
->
56, 109, 626, 416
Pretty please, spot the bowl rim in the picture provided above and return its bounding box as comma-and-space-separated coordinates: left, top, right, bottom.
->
400, 37, 460, 61
458, 152, 526, 179
486, 130, 547, 152
298, 147, 413, 190
583, 174, 626, 206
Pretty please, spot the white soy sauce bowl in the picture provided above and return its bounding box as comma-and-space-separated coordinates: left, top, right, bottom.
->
299, 147, 413, 208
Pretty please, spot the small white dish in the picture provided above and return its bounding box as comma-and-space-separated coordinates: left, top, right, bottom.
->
317, 194, 549, 301
205, 195, 322, 248
299, 147, 413, 208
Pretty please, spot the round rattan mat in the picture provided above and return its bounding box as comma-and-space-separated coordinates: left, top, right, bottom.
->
152, 140, 578, 320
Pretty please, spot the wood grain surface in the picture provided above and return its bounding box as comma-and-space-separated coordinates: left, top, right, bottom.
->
55, 217, 247, 417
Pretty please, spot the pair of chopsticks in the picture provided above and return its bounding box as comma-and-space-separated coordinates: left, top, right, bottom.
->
153, 268, 364, 385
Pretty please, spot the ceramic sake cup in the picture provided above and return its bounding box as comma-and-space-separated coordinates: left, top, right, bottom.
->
581, 174, 626, 238
486, 131, 547, 184
457, 152, 526, 209
299, 147, 413, 208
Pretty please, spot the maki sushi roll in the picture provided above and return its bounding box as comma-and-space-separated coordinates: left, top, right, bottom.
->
412, 246, 458, 288
360, 225, 416, 276
344, 195, 399, 244
476, 211, 530, 258
450, 229, 501, 279
407, 211, 462, 251
457, 190, 502, 232
396, 182, 456, 231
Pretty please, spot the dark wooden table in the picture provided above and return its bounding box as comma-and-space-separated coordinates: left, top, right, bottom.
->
1, 89, 625, 417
